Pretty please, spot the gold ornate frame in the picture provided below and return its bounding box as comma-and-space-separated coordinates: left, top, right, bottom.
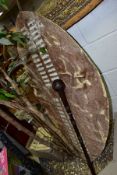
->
36, 0, 103, 29
63, 0, 103, 29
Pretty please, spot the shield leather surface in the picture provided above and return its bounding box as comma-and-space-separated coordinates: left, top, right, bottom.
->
16, 11, 111, 160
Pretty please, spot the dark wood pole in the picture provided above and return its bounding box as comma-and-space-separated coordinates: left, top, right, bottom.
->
52, 79, 96, 175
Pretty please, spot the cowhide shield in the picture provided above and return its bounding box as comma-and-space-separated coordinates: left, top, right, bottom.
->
16, 11, 111, 160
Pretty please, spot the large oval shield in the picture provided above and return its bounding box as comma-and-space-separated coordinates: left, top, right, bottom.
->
16, 11, 111, 160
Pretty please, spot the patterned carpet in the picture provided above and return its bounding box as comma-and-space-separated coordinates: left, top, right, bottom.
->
36, 0, 102, 28
40, 125, 113, 175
